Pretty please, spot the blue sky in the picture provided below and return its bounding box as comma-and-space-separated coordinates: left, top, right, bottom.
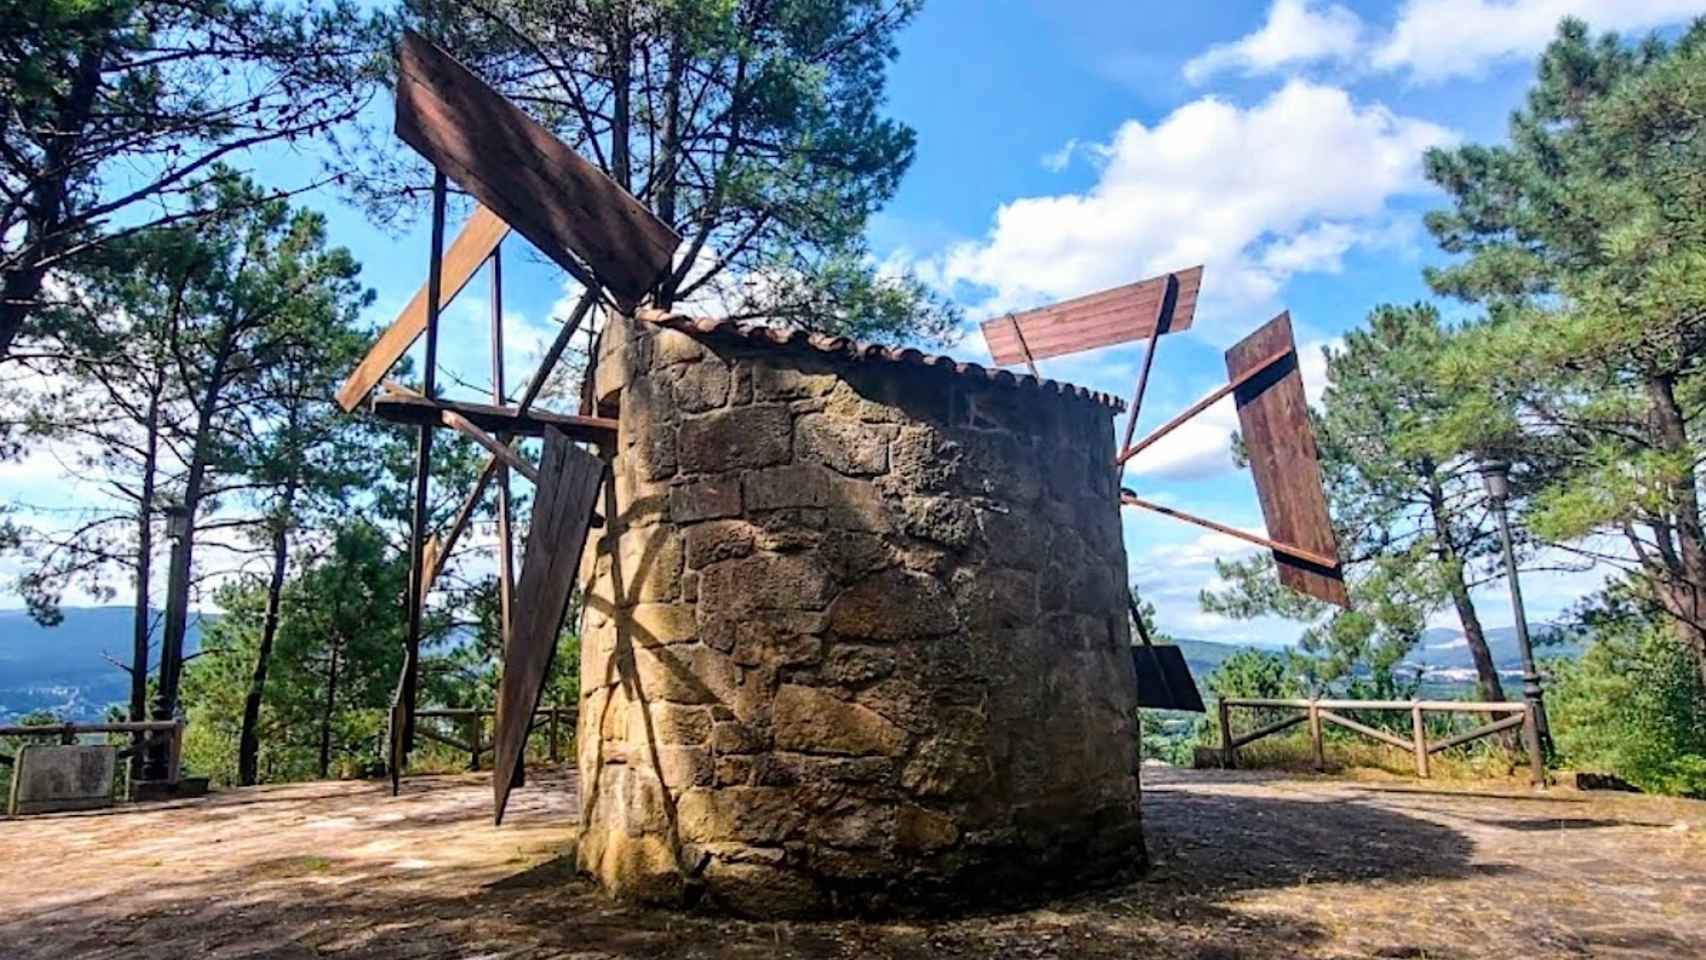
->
5, 0, 1699, 644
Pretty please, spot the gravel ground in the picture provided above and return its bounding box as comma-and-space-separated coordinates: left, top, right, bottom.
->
2, 765, 1702, 959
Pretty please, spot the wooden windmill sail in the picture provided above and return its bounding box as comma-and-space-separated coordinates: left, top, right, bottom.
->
981, 268, 1349, 706
337, 31, 681, 823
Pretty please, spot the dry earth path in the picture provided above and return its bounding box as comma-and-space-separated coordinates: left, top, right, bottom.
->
1, 766, 1701, 959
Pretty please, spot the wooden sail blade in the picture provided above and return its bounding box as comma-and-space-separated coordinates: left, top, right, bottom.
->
395, 31, 681, 308
493, 428, 606, 825
335, 206, 509, 412
980, 265, 1202, 365
1224, 312, 1349, 607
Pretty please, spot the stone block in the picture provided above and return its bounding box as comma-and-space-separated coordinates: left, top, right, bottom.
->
752, 360, 838, 400
701, 860, 826, 918
626, 701, 713, 746
677, 405, 792, 474
885, 425, 960, 494
827, 568, 957, 641
698, 554, 835, 613
821, 644, 897, 686
899, 496, 977, 548
795, 414, 891, 476
624, 603, 698, 645
650, 328, 705, 367
676, 787, 802, 843
613, 527, 684, 603
628, 643, 742, 706
683, 520, 756, 569
773, 684, 908, 757
671, 360, 731, 413
896, 804, 961, 853
8, 744, 115, 815
818, 531, 895, 581
744, 463, 830, 511
670, 477, 741, 522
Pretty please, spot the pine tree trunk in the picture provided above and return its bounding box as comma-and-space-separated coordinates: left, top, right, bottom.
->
1427, 476, 1507, 702
238, 478, 297, 786
1647, 375, 1706, 688
318, 637, 341, 779
127, 378, 162, 783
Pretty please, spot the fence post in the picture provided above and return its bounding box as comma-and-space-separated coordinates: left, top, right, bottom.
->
1410, 702, 1430, 779
167, 720, 185, 785
1218, 698, 1234, 769
1309, 701, 1325, 772
549, 705, 561, 763
1522, 702, 1547, 787
467, 713, 482, 772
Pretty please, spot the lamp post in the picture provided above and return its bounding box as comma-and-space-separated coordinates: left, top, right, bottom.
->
1479, 460, 1553, 764
142, 504, 192, 783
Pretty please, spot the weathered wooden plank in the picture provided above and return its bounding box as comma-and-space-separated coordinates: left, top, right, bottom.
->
335, 206, 509, 412
493, 428, 605, 824
395, 31, 680, 308
371, 392, 618, 445
441, 410, 540, 484
1225, 313, 1349, 607
981, 266, 1203, 365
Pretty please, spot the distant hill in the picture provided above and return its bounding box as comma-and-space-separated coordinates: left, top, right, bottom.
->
1403, 624, 1585, 683
0, 607, 207, 722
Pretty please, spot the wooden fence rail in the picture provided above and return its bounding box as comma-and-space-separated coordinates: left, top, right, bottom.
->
1217, 697, 1545, 784
0, 719, 184, 782
414, 706, 574, 772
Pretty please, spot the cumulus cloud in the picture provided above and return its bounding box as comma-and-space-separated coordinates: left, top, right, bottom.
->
1190, 0, 1703, 85
1183, 0, 1366, 84
1373, 0, 1704, 82
935, 80, 1455, 327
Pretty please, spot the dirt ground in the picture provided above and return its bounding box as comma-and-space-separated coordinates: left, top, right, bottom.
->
2, 765, 1703, 960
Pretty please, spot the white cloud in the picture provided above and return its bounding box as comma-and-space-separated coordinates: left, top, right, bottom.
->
936, 80, 1456, 329
1184, 0, 1366, 84
1190, 0, 1702, 85
1374, 0, 1703, 82
1041, 138, 1081, 173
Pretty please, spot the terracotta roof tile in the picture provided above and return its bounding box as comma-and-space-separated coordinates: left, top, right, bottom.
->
635, 310, 1126, 412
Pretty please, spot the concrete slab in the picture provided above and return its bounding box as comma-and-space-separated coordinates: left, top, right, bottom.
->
7, 744, 115, 815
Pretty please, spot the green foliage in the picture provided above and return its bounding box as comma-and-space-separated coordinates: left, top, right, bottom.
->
1422, 18, 1706, 682
0, 0, 386, 357
1549, 594, 1706, 798
184, 521, 409, 785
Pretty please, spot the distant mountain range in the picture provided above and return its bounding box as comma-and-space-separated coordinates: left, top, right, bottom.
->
0, 607, 206, 722
1, 607, 1586, 723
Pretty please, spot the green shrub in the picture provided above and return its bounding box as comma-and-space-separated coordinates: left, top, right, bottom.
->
1550, 616, 1706, 798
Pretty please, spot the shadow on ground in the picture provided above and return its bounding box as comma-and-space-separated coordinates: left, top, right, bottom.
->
3, 768, 1703, 960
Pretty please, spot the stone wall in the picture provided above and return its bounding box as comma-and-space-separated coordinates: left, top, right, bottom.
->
576, 315, 1143, 917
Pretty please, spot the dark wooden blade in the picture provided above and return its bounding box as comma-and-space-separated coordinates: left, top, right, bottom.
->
1224, 313, 1350, 608
981, 265, 1203, 365
493, 428, 606, 825
395, 31, 681, 308
1130, 645, 1206, 712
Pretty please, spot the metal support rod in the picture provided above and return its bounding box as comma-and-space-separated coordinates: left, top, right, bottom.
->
1116, 344, 1292, 467
1117, 273, 1178, 465
1007, 314, 1039, 379
394, 170, 448, 793
491, 246, 516, 654
1120, 490, 1338, 569
418, 288, 603, 589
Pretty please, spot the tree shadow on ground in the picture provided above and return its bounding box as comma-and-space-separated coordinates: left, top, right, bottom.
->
2, 777, 1511, 960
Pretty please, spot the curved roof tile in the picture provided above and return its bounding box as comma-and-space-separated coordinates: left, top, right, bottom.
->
635, 310, 1126, 412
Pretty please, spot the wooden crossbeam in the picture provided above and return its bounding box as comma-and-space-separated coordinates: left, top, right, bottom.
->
1115, 344, 1292, 467
335, 206, 509, 412
372, 393, 618, 445
1120, 490, 1339, 570
441, 410, 540, 484
1318, 709, 1414, 753
1117, 273, 1180, 462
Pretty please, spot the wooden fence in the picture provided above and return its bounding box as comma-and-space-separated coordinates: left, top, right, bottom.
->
414, 706, 574, 771
0, 719, 185, 783
1217, 698, 1545, 784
